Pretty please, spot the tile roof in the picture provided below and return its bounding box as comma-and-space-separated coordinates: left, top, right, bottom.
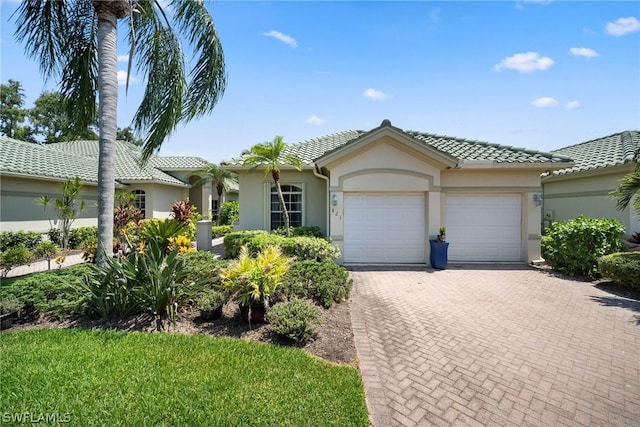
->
223, 121, 571, 167
549, 131, 640, 175
0, 137, 209, 186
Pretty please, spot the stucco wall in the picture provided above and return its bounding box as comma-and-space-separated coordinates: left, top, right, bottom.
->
0, 175, 98, 233
236, 170, 327, 236
543, 166, 640, 235
129, 183, 189, 220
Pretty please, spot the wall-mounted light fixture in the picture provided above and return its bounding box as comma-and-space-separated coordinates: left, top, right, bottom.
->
533, 193, 543, 207
331, 193, 338, 207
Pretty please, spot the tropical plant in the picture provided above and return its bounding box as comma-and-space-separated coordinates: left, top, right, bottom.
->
14, 1, 226, 264
221, 245, 293, 311
195, 164, 238, 224
598, 252, 640, 290
242, 135, 303, 236
140, 219, 188, 254
0, 231, 42, 252
38, 176, 86, 250
218, 200, 239, 226
0, 245, 34, 279
171, 199, 193, 225
193, 288, 227, 320
34, 241, 61, 270
279, 260, 353, 308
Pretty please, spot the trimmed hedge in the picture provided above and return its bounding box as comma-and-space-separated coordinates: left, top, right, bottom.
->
0, 231, 42, 252
212, 225, 234, 238
541, 215, 625, 277
279, 260, 353, 307
266, 298, 321, 344
598, 252, 640, 290
223, 231, 340, 261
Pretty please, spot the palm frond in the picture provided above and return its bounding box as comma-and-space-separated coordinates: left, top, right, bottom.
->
611, 171, 640, 213
173, 0, 227, 121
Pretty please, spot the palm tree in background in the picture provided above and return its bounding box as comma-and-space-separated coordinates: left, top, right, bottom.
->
195, 163, 238, 225
242, 135, 303, 236
13, 0, 226, 263
612, 164, 640, 216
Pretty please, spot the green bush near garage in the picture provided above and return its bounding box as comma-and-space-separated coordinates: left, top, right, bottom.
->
223, 230, 339, 261
598, 252, 640, 290
541, 215, 625, 277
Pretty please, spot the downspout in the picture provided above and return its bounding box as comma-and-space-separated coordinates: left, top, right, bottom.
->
312, 164, 330, 238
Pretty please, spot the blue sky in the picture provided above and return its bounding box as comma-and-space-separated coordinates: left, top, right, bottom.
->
1, 1, 639, 163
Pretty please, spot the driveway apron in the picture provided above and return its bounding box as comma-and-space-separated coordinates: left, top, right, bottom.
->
349, 266, 640, 426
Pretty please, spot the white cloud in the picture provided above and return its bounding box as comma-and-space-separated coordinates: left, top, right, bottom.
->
605, 17, 640, 36
569, 47, 598, 58
263, 30, 297, 47
117, 70, 138, 86
565, 101, 580, 110
117, 53, 129, 62
493, 52, 554, 73
305, 115, 325, 125
531, 97, 558, 108
363, 88, 392, 101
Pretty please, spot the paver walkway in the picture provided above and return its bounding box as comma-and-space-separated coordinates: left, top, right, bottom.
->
349, 265, 640, 426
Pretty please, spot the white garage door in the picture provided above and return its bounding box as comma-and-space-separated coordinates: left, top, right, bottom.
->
344, 193, 425, 263
445, 195, 522, 262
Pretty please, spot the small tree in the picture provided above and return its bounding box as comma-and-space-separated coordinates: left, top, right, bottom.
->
195, 163, 238, 224
242, 136, 303, 236
38, 177, 86, 250
35, 240, 61, 270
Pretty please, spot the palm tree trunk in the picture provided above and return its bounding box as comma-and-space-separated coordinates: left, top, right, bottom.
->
95, 9, 119, 265
216, 183, 224, 226
274, 179, 290, 236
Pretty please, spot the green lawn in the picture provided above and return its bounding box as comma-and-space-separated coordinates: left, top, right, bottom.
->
0, 329, 368, 426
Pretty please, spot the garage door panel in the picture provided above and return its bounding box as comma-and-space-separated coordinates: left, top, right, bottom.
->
446, 195, 521, 262
344, 193, 425, 263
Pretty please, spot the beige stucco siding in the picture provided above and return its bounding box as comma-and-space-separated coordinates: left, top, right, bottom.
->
236, 170, 327, 236
128, 183, 189, 220
441, 169, 543, 189
543, 167, 639, 234
0, 175, 98, 232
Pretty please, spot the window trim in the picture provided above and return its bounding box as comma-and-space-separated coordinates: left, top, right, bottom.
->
265, 182, 305, 230
131, 189, 146, 218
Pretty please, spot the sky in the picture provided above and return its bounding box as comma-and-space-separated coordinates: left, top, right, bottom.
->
1, 1, 639, 164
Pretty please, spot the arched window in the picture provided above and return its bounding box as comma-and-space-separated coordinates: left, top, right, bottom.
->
270, 185, 302, 230
131, 190, 146, 218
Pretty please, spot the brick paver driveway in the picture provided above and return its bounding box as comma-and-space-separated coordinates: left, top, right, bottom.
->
349, 265, 640, 426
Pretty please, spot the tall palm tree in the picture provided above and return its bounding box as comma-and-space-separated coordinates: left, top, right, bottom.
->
195, 163, 238, 225
242, 135, 303, 236
13, 0, 226, 264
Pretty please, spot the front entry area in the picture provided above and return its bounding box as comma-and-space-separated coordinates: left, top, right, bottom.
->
343, 193, 426, 263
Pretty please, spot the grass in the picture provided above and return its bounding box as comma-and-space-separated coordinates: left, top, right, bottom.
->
0, 329, 368, 426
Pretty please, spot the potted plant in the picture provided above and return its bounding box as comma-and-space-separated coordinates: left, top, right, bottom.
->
0, 296, 23, 330
430, 227, 449, 269
194, 289, 227, 320
221, 245, 292, 326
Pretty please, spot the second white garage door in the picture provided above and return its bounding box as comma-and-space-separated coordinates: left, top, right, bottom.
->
445, 194, 522, 262
344, 193, 425, 263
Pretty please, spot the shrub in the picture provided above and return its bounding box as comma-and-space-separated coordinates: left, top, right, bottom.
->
81, 235, 98, 264
80, 241, 193, 324
280, 237, 340, 262
179, 251, 228, 287
280, 260, 353, 307
212, 225, 234, 238
34, 241, 61, 270
598, 252, 640, 290
68, 227, 98, 249
541, 215, 625, 277
0, 265, 91, 318
0, 245, 35, 278
274, 226, 323, 238
266, 298, 321, 345
219, 201, 239, 226
0, 296, 23, 315
193, 288, 227, 320
223, 231, 340, 261
0, 231, 42, 252
223, 230, 269, 258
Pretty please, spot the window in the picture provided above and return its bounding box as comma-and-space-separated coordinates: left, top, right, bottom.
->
132, 190, 146, 218
211, 199, 219, 222
270, 184, 302, 230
